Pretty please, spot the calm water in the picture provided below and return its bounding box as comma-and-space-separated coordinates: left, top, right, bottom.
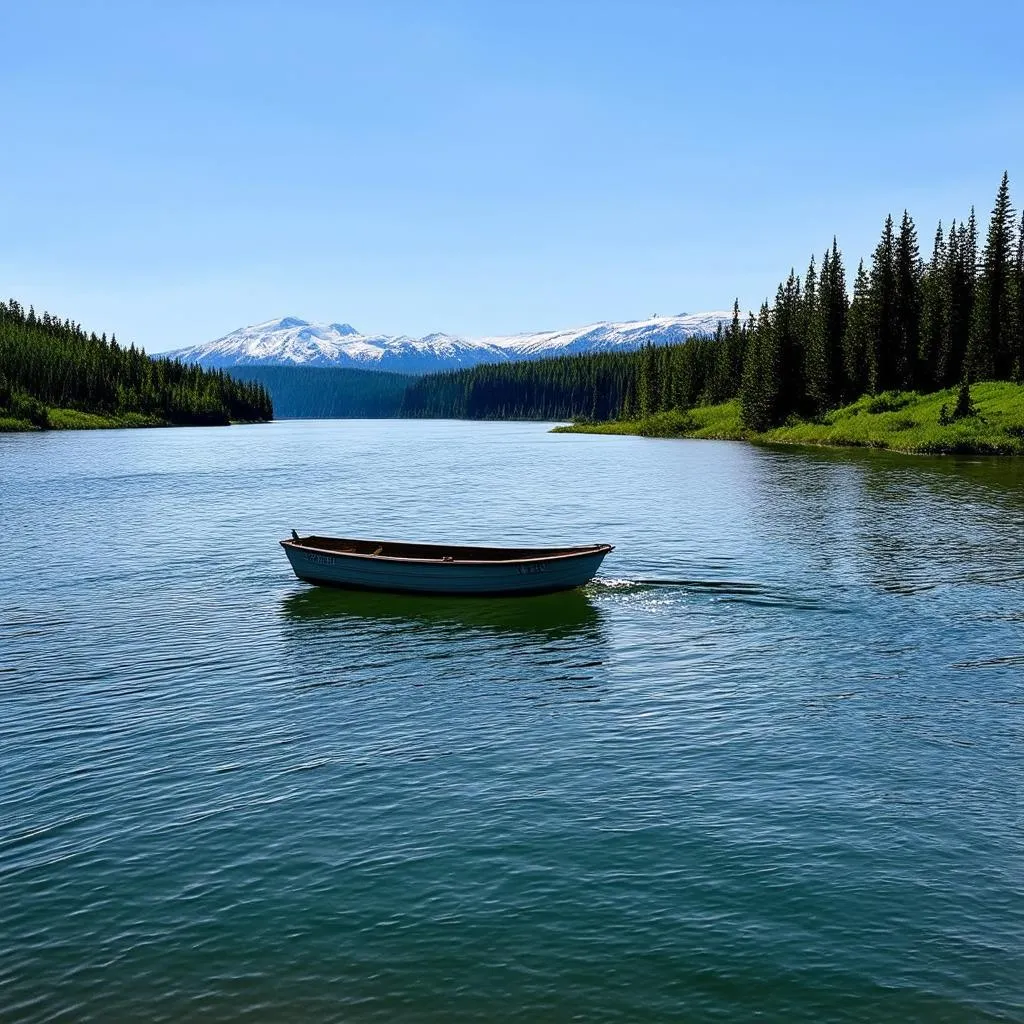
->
1, 420, 1022, 1023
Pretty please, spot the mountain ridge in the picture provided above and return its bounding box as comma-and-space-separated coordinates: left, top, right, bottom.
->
165, 312, 734, 374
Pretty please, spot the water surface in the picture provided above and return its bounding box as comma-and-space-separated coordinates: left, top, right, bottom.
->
1, 421, 1022, 1022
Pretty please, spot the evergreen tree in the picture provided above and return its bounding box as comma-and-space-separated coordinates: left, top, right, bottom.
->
824, 239, 849, 397
867, 215, 898, 392
806, 240, 849, 415
1015, 212, 1024, 379
971, 172, 1017, 379
894, 210, 922, 390
918, 221, 948, 391
778, 270, 805, 418
804, 251, 828, 416
637, 343, 658, 418
938, 220, 962, 384
622, 378, 637, 419
709, 299, 746, 403
741, 302, 779, 431
842, 260, 871, 398
951, 210, 979, 381
729, 301, 748, 397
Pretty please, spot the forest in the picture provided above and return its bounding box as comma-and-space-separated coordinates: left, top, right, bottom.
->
402, 174, 1024, 429
0, 300, 272, 428
227, 365, 408, 418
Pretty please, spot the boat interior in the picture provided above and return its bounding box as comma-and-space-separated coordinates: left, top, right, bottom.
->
287, 535, 610, 562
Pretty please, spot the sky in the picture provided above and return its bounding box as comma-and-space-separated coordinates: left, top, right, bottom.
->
1, 0, 1022, 353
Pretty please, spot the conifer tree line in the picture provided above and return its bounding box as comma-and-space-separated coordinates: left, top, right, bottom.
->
401, 174, 1024, 427
400, 330, 740, 420
0, 300, 273, 427
228, 365, 409, 418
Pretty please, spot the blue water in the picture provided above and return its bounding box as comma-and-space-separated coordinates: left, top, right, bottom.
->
1, 420, 1022, 1022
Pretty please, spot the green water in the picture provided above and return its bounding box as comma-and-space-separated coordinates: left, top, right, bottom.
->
1, 420, 1022, 1022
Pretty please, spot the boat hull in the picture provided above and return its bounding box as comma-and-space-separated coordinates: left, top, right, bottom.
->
282, 541, 610, 596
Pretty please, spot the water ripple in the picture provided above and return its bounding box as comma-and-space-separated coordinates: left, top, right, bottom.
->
1, 421, 1022, 1023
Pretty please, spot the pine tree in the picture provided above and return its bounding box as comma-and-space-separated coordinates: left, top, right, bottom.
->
894, 210, 922, 390
954, 209, 979, 380
824, 238, 849, 398
1015, 212, 1024, 379
918, 221, 948, 391
797, 256, 816, 411
842, 260, 871, 398
722, 299, 746, 400
622, 378, 637, 420
777, 271, 805, 419
806, 240, 849, 415
741, 302, 779, 431
939, 220, 961, 384
971, 172, 1017, 379
804, 251, 828, 416
637, 343, 658, 418
867, 216, 898, 392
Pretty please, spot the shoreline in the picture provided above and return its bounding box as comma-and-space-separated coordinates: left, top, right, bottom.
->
0, 409, 271, 433
553, 383, 1024, 457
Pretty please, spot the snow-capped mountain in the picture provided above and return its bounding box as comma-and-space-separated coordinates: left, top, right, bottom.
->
473, 313, 733, 359
166, 317, 506, 374
166, 312, 733, 374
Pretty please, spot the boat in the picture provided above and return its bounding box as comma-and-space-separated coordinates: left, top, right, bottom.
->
281, 533, 613, 596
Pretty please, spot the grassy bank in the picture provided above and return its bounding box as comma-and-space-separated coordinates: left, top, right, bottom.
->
0, 408, 170, 432
554, 381, 1024, 455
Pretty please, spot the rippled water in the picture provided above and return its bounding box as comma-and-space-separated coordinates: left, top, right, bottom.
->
2, 420, 1022, 1022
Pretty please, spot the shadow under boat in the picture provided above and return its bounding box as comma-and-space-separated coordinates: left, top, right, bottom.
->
280, 584, 602, 638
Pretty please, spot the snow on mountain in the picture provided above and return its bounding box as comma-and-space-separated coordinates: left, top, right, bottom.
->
166, 317, 507, 374
476, 312, 734, 358
166, 312, 734, 374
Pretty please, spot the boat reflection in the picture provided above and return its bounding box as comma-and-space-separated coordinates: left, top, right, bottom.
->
280, 584, 603, 639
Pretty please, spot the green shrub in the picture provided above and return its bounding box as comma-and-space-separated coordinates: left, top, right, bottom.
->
9, 390, 50, 428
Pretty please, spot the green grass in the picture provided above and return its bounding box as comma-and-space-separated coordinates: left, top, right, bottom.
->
555, 381, 1024, 455
45, 408, 169, 430
554, 403, 746, 440
0, 415, 36, 432
0, 407, 170, 432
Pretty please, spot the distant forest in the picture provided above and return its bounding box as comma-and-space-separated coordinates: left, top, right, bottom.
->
227, 365, 408, 418
402, 173, 1024, 427
402, 348, 657, 420
0, 300, 273, 427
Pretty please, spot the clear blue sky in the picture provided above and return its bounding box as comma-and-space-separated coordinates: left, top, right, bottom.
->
2, 0, 1021, 352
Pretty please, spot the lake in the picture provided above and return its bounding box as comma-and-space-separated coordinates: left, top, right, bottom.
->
1, 420, 1022, 1022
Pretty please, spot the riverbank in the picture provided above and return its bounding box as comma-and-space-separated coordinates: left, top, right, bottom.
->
0, 408, 170, 432
554, 381, 1024, 455
0, 409, 274, 432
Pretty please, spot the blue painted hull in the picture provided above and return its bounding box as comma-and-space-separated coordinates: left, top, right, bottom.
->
282, 540, 611, 596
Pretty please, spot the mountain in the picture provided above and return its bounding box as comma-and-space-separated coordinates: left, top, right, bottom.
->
166, 312, 733, 374
472, 313, 733, 359
166, 317, 507, 374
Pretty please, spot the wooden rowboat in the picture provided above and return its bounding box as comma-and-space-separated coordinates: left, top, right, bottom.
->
281, 533, 613, 596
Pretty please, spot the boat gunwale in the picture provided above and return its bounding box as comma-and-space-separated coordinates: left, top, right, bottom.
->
280, 537, 614, 567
